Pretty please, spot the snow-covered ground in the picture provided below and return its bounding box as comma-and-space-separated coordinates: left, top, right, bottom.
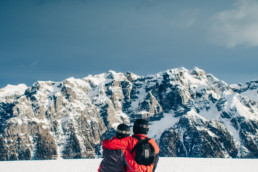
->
0, 158, 257, 172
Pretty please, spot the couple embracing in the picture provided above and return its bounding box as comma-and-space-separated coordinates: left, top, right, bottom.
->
98, 119, 159, 172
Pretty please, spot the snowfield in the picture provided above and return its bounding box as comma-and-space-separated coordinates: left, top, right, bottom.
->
0, 158, 258, 172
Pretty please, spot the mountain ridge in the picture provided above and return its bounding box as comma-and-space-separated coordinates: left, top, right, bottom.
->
0, 67, 257, 160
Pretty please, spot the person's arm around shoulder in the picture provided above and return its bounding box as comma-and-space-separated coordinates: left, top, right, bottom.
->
102, 136, 130, 150
123, 150, 153, 172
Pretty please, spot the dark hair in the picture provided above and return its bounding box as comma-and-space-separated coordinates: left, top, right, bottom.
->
133, 119, 149, 134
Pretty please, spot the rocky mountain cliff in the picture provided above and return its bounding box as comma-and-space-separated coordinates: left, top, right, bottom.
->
0, 67, 257, 160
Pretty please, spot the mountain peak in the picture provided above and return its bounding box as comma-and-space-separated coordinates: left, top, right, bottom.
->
0, 84, 27, 99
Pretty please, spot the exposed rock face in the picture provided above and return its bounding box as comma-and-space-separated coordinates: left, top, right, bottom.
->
159, 128, 185, 157
0, 79, 107, 160
160, 112, 238, 158
0, 67, 257, 160
0, 136, 8, 160
35, 129, 57, 160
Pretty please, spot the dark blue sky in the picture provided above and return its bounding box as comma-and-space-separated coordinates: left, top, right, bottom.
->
1, 0, 258, 88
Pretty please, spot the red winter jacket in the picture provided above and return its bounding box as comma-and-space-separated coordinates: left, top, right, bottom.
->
98, 138, 152, 172
102, 134, 160, 172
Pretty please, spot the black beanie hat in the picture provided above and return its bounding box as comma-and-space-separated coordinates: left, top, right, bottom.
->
116, 123, 130, 138
133, 119, 149, 134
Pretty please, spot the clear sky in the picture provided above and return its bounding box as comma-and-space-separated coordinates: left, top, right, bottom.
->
0, 0, 258, 88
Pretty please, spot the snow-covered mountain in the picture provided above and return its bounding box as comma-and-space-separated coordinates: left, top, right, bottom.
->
0, 67, 257, 160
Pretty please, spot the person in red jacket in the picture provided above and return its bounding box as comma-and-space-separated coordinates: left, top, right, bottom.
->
102, 119, 159, 172
98, 123, 153, 172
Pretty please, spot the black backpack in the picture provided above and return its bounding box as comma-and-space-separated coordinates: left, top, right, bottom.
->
131, 135, 156, 166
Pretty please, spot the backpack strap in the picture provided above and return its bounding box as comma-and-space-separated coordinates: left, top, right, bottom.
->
130, 135, 150, 154
132, 135, 141, 141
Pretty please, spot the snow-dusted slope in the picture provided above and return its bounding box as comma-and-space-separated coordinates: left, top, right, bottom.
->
0, 67, 257, 160
0, 84, 27, 102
